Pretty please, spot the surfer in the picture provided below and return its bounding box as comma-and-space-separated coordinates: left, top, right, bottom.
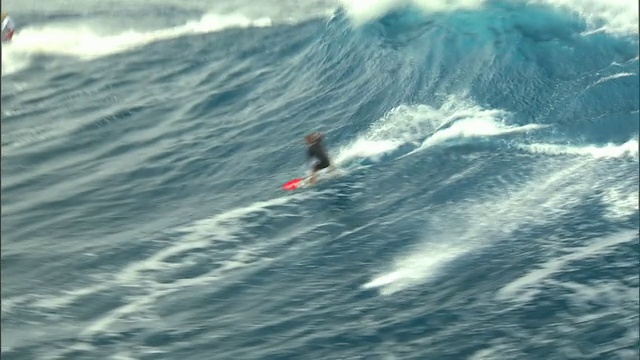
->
305, 131, 333, 185
1, 11, 15, 43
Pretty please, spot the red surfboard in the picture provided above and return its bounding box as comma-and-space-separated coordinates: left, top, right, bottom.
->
282, 178, 306, 191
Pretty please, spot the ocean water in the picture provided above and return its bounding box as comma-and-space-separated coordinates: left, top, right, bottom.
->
1, 0, 639, 359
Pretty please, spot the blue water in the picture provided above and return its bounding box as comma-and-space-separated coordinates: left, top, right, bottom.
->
2, 0, 639, 359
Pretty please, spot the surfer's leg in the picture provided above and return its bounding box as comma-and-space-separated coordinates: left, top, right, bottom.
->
318, 160, 330, 171
310, 160, 329, 184
309, 170, 318, 184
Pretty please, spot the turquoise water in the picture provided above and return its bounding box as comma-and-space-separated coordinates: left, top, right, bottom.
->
2, 0, 638, 359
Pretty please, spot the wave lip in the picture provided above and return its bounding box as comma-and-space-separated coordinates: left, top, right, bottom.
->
338, 0, 639, 37
338, 0, 486, 26
532, 0, 640, 36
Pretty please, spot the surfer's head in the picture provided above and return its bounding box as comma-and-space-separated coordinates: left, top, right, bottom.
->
305, 132, 323, 145
1, 12, 6, 21
304, 134, 315, 144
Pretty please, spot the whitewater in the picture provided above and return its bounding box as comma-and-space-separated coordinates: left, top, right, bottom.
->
1, 0, 638, 359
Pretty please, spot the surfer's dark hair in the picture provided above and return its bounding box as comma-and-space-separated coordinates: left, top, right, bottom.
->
305, 132, 323, 144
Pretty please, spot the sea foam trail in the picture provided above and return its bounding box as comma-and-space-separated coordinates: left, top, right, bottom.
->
24, 194, 312, 312
363, 158, 596, 295
496, 230, 638, 303
2, 13, 272, 76
334, 97, 544, 165
519, 139, 639, 159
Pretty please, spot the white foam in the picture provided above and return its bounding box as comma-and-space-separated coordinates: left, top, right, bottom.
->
338, 0, 486, 26
519, 139, 639, 222
333, 103, 447, 165
335, 97, 544, 165
338, 0, 638, 36
591, 72, 637, 87
496, 230, 638, 302
363, 159, 594, 295
602, 185, 639, 221
403, 104, 544, 157
363, 242, 472, 295
1, 49, 31, 76
2, 13, 273, 76
530, 0, 640, 36
469, 345, 519, 360
416, 118, 544, 151
519, 139, 639, 159
334, 139, 403, 165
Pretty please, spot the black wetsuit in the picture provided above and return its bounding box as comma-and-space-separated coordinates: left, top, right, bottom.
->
307, 141, 330, 171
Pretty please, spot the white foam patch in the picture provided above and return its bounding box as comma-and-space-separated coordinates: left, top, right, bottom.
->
530, 0, 640, 36
602, 185, 639, 221
363, 243, 472, 295
496, 230, 638, 303
469, 345, 520, 360
334, 97, 544, 165
518, 140, 639, 223
556, 279, 640, 312
591, 72, 637, 87
413, 118, 544, 153
1, 49, 31, 76
363, 159, 595, 295
338, 0, 486, 26
519, 139, 639, 159
338, 0, 638, 37
112, 352, 138, 360
333, 103, 445, 165
401, 104, 545, 157
2, 13, 272, 76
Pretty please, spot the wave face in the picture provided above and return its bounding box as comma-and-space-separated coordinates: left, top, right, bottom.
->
2, 0, 638, 359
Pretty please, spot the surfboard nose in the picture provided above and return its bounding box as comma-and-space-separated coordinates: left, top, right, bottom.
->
283, 178, 305, 191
